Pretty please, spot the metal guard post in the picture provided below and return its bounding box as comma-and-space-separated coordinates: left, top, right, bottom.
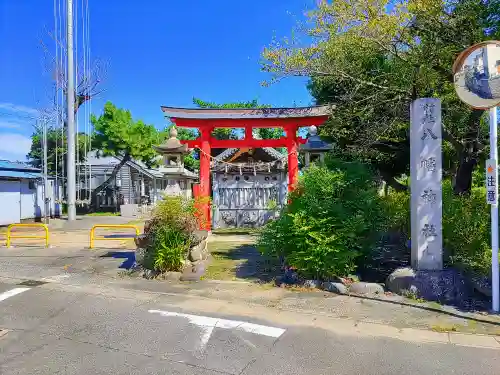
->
6, 223, 49, 248
89, 224, 140, 249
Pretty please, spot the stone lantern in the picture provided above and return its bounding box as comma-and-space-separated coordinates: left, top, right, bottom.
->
153, 127, 198, 198
154, 127, 191, 172
299, 125, 332, 167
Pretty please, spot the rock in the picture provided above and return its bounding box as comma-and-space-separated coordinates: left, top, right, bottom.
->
189, 239, 208, 262
348, 282, 385, 295
280, 268, 300, 285
386, 267, 415, 292
469, 274, 492, 297
386, 267, 473, 306
189, 248, 203, 262
134, 234, 149, 248
321, 282, 348, 294
135, 247, 146, 265
180, 261, 207, 281
143, 219, 156, 234
143, 269, 159, 279
192, 230, 209, 246
303, 280, 321, 289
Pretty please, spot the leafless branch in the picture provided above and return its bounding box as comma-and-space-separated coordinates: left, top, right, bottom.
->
38, 28, 107, 121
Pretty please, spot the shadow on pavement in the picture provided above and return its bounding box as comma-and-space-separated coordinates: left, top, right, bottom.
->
209, 243, 281, 282
100, 251, 136, 270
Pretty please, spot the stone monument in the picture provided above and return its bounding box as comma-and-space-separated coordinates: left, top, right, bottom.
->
410, 98, 443, 270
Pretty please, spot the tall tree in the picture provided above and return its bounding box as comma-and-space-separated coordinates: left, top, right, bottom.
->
262, 0, 500, 194
28, 127, 87, 176
90, 102, 160, 209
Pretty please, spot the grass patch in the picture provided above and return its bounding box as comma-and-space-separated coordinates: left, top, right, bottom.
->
85, 212, 121, 217
426, 301, 444, 310
431, 324, 461, 333
400, 289, 426, 303
212, 228, 259, 235
126, 219, 146, 226
204, 241, 280, 282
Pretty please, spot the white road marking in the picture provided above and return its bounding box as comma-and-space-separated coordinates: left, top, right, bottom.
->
149, 309, 286, 351
41, 274, 71, 282
0, 287, 30, 302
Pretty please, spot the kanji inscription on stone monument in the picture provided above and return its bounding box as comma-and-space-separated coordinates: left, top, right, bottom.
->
410, 98, 443, 270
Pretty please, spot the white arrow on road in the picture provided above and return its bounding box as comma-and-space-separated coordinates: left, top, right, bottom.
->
148, 309, 286, 352
0, 287, 30, 302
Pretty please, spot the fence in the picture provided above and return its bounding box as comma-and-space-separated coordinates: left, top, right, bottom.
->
6, 223, 49, 247
89, 224, 140, 249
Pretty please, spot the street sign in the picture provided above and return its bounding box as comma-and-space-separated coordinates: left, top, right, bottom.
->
454, 41, 500, 313
486, 159, 498, 205
452, 41, 500, 110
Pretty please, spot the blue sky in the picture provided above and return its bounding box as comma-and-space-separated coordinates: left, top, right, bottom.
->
0, 0, 315, 161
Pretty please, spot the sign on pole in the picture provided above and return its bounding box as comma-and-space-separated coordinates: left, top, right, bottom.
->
486, 159, 498, 205
453, 40, 500, 313
410, 98, 443, 271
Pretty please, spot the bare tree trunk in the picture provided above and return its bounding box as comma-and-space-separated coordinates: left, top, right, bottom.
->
453, 151, 477, 196
451, 111, 484, 196
89, 153, 130, 212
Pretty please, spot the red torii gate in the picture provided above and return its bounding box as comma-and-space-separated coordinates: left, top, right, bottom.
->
160, 106, 330, 230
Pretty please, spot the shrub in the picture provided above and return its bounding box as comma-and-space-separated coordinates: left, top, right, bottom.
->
442, 180, 491, 275
375, 180, 492, 277
145, 196, 199, 273
356, 190, 411, 282
382, 189, 410, 236
152, 225, 189, 272
258, 159, 387, 280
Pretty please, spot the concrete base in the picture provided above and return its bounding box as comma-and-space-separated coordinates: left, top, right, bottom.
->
120, 204, 139, 218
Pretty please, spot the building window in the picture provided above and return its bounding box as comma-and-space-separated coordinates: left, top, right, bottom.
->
29, 180, 36, 190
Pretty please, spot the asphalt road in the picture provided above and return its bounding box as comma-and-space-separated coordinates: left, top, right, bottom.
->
0, 279, 499, 375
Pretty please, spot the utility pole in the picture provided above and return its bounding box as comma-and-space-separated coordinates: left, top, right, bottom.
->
43, 117, 50, 224
66, 0, 76, 221
490, 106, 499, 313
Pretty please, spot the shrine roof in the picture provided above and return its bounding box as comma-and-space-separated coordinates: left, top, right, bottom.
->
214, 128, 286, 163
160, 105, 331, 120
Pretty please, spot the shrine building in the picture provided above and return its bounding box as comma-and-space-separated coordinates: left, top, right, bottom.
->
159, 106, 330, 230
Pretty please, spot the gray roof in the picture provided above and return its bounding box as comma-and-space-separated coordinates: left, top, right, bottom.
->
82, 151, 198, 180
161, 105, 331, 120
0, 160, 42, 179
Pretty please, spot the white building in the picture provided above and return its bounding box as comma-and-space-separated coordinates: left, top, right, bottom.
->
0, 160, 60, 225
473, 44, 500, 77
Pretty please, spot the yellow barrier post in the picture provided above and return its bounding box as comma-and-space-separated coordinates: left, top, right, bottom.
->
89, 224, 140, 249
6, 223, 49, 248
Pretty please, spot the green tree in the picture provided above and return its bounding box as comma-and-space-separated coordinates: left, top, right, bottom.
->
28, 128, 88, 177
90, 101, 160, 208
262, 0, 500, 194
